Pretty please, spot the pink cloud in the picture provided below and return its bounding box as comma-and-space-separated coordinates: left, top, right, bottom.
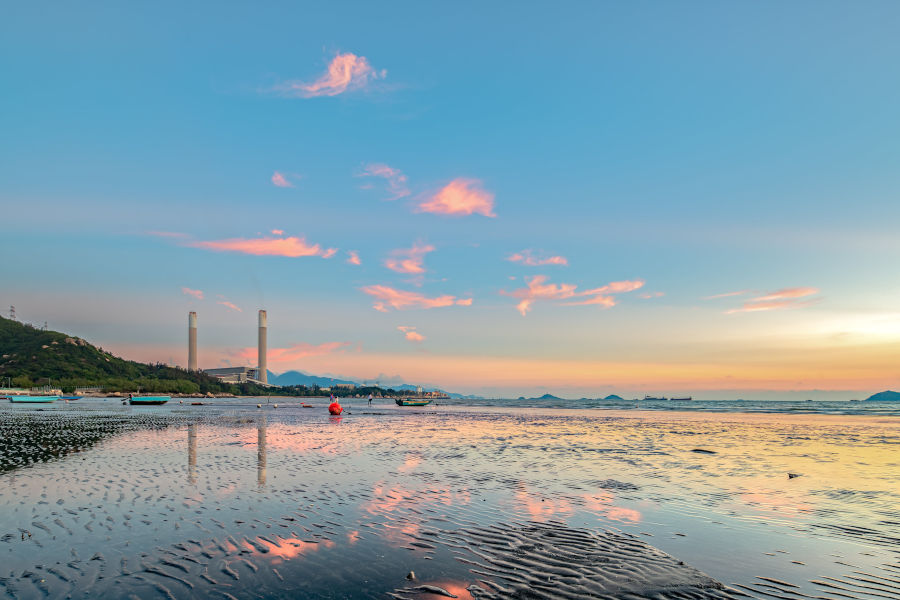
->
271, 171, 294, 188
639, 291, 665, 299
398, 326, 425, 342
753, 287, 820, 302
726, 287, 821, 314
384, 243, 434, 274
275, 52, 383, 98
361, 285, 472, 312
181, 287, 204, 300
271, 229, 284, 235
417, 178, 496, 217
189, 234, 335, 258
347, 250, 362, 265
507, 250, 568, 267
217, 300, 242, 313
502, 275, 644, 316
234, 341, 349, 363
357, 163, 409, 200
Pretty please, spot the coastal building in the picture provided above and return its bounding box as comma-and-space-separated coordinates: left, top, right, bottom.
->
202, 366, 268, 385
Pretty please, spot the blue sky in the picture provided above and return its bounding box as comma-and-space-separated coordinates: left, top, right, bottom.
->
3, 1, 900, 398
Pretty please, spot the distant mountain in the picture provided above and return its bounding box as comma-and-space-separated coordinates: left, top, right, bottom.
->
531, 393, 563, 401
865, 390, 900, 402
268, 370, 478, 398
267, 370, 357, 388
603, 394, 625, 401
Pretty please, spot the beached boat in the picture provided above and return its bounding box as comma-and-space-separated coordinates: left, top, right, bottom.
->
128, 395, 170, 405
395, 398, 433, 407
60, 396, 82, 401
670, 397, 693, 401
8, 396, 58, 403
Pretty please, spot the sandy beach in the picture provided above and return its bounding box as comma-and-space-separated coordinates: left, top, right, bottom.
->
0, 399, 898, 599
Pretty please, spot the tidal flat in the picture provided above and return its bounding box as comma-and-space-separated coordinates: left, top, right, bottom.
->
0, 399, 898, 599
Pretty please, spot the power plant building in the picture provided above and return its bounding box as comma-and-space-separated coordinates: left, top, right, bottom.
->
202, 366, 265, 384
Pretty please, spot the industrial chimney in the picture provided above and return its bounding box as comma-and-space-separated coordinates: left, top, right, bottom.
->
188, 312, 198, 371
257, 310, 267, 384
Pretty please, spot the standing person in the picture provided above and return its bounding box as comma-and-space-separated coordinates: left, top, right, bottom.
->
368, 394, 372, 406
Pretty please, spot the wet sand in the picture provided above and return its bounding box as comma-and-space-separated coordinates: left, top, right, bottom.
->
0, 400, 897, 599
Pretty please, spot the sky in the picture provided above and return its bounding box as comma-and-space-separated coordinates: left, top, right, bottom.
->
2, 1, 900, 399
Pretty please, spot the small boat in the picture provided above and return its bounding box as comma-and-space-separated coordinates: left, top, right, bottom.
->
395, 398, 433, 407
9, 396, 58, 403
60, 396, 82, 401
670, 397, 693, 401
128, 395, 170, 405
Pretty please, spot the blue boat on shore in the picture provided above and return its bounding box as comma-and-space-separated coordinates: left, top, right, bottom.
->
128, 395, 170, 405
395, 398, 433, 407
7, 396, 58, 403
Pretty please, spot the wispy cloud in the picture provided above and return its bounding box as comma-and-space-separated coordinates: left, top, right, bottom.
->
181, 287, 204, 300
234, 341, 349, 363
703, 290, 751, 300
417, 178, 496, 217
216, 296, 242, 312
347, 250, 361, 266
385, 243, 434, 274
753, 287, 820, 303
397, 326, 425, 342
357, 163, 409, 200
273, 52, 384, 98
507, 250, 568, 267
639, 291, 665, 299
502, 275, 644, 316
271, 229, 284, 235
361, 285, 472, 312
271, 171, 295, 188
189, 234, 336, 258
726, 287, 820, 314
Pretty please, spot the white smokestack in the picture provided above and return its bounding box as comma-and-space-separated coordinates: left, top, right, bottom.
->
258, 310, 267, 384
188, 312, 198, 371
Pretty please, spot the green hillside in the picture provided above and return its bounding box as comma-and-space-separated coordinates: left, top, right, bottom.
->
0, 316, 271, 395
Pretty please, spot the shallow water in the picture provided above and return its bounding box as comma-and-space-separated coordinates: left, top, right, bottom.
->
0, 398, 898, 599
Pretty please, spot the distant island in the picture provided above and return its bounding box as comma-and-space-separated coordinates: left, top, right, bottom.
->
603, 394, 625, 401
865, 390, 900, 402
531, 393, 563, 401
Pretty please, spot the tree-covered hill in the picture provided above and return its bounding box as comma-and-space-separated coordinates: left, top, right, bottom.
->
0, 316, 271, 395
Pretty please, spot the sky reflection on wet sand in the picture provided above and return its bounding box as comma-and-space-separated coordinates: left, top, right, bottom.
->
0, 401, 897, 599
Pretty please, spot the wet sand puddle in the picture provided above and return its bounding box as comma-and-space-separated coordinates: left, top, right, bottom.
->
0, 401, 898, 599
